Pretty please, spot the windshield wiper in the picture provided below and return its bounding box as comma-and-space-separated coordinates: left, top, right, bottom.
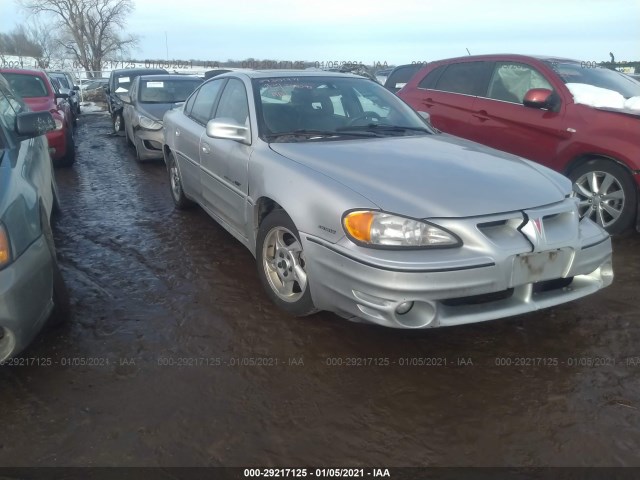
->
337, 124, 429, 134
266, 129, 379, 140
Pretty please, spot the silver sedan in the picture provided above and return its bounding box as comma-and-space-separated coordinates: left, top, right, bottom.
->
162, 71, 613, 329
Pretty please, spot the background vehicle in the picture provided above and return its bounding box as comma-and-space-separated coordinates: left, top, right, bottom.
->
398, 54, 640, 234
0, 73, 69, 362
0, 68, 76, 167
384, 63, 425, 93
122, 74, 202, 161
80, 78, 109, 91
105, 67, 168, 133
47, 71, 81, 116
375, 67, 394, 85
162, 71, 612, 329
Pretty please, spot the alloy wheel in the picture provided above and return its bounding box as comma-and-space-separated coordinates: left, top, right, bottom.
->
262, 227, 308, 303
573, 170, 625, 229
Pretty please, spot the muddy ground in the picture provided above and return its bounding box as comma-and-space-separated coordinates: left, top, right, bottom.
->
0, 112, 639, 467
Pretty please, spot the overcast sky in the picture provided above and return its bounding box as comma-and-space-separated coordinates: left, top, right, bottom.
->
2, 0, 638, 65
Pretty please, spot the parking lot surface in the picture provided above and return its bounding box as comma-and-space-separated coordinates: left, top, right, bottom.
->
0, 113, 639, 467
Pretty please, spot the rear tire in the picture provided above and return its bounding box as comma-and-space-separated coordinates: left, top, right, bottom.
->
113, 111, 124, 132
569, 158, 636, 234
167, 151, 193, 209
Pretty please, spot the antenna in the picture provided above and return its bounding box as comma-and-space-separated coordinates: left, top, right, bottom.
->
466, 48, 471, 56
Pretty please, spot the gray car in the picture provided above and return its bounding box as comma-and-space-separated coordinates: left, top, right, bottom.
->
162, 71, 613, 329
0, 74, 69, 362
122, 75, 202, 161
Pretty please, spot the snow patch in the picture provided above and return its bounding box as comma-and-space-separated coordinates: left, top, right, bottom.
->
567, 82, 640, 111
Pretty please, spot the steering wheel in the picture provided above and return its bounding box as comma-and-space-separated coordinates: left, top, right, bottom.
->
347, 111, 382, 126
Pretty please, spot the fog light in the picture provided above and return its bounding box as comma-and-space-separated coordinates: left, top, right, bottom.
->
395, 301, 414, 315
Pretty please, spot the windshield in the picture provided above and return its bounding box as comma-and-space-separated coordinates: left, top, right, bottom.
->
2, 73, 49, 98
139, 79, 202, 103
548, 62, 640, 99
254, 76, 431, 141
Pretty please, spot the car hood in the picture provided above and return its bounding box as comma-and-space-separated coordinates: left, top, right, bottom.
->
269, 134, 571, 218
137, 103, 177, 121
23, 96, 54, 112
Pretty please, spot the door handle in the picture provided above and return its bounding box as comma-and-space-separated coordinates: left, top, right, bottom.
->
422, 97, 434, 107
201, 143, 211, 154
472, 110, 490, 122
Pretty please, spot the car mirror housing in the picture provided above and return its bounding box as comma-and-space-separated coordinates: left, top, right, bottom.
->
55, 92, 69, 100
523, 88, 560, 111
15, 111, 56, 138
206, 119, 251, 145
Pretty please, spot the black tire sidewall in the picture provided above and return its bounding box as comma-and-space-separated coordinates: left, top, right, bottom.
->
167, 153, 191, 209
569, 159, 637, 235
256, 210, 317, 316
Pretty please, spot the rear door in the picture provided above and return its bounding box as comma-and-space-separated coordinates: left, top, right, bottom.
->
172, 79, 225, 202
468, 61, 570, 167
404, 61, 493, 138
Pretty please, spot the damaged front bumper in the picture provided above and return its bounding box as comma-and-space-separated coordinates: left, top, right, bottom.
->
303, 199, 613, 328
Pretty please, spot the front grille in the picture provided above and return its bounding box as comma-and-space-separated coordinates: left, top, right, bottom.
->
532, 277, 573, 293
442, 288, 514, 307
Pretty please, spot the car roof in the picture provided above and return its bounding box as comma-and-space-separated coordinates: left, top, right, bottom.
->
111, 68, 168, 77
216, 70, 365, 80
137, 74, 201, 81
429, 54, 581, 64
0, 67, 48, 78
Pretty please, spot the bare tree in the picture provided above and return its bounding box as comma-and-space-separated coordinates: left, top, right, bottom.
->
0, 25, 43, 58
18, 0, 138, 77
25, 20, 63, 68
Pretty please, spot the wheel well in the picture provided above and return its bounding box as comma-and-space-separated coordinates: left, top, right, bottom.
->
255, 197, 283, 230
564, 154, 633, 178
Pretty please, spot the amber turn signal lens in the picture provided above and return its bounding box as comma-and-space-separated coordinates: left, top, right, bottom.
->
343, 211, 374, 243
0, 224, 10, 267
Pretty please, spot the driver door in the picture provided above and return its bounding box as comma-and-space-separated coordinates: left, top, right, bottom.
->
200, 78, 252, 236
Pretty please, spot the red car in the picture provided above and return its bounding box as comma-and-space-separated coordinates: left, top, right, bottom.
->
0, 68, 75, 167
398, 55, 640, 234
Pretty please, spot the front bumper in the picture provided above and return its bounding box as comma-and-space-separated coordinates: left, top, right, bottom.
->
0, 235, 54, 361
303, 200, 613, 328
133, 127, 163, 160
46, 129, 67, 160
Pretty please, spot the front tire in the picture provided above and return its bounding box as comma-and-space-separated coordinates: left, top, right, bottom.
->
42, 212, 70, 326
569, 158, 636, 234
256, 210, 317, 316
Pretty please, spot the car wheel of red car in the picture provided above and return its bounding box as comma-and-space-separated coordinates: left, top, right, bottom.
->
569, 158, 636, 235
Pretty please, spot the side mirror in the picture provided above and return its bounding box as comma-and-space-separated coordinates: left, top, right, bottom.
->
105, 87, 110, 94
523, 88, 560, 111
206, 118, 251, 145
120, 93, 131, 104
73, 85, 80, 91
15, 111, 56, 138
55, 92, 69, 100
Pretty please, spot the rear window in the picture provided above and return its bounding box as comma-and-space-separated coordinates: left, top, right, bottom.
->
139, 79, 202, 103
3, 73, 49, 98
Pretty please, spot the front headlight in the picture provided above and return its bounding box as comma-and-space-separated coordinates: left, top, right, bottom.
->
0, 223, 12, 269
138, 115, 163, 130
343, 210, 460, 248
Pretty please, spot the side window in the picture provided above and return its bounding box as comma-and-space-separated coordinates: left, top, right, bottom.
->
417, 65, 447, 89
214, 79, 249, 126
433, 62, 492, 96
0, 89, 19, 133
189, 79, 224, 124
487, 62, 553, 104
183, 90, 197, 115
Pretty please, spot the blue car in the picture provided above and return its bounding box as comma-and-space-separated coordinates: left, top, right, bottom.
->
0, 73, 69, 362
